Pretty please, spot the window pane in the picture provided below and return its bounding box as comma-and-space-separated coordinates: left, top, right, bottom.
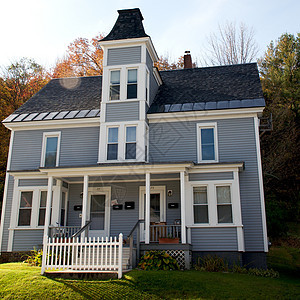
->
201, 128, 214, 144
127, 84, 137, 99
40, 191, 47, 207
20, 192, 33, 208
194, 206, 208, 223
19, 209, 31, 226
126, 127, 136, 142
217, 186, 231, 204
45, 137, 58, 167
217, 205, 233, 223
193, 187, 207, 204
110, 70, 120, 84
128, 69, 137, 83
125, 143, 136, 159
90, 195, 105, 230
110, 85, 120, 100
108, 128, 118, 143
107, 144, 118, 160
91, 195, 105, 212
201, 128, 215, 161
38, 208, 46, 226
202, 145, 215, 160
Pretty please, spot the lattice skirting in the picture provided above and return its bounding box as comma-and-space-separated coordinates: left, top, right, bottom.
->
165, 250, 190, 269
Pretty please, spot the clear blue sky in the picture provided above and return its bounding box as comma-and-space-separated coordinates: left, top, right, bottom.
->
0, 0, 299, 69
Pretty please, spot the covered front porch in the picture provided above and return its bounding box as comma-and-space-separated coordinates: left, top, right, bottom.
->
40, 163, 192, 277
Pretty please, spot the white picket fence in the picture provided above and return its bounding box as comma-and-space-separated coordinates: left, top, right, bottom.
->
41, 233, 123, 278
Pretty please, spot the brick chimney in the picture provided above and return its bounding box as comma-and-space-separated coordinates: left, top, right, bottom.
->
184, 51, 192, 69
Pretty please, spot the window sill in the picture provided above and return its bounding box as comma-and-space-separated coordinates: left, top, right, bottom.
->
187, 224, 243, 228
9, 227, 44, 230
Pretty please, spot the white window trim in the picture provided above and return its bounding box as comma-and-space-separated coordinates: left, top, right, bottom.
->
40, 131, 61, 168
126, 67, 138, 100
189, 180, 240, 227
215, 184, 234, 224
106, 126, 120, 162
196, 122, 218, 163
109, 69, 121, 101
192, 185, 209, 224
37, 189, 48, 228
125, 125, 137, 161
107, 66, 141, 101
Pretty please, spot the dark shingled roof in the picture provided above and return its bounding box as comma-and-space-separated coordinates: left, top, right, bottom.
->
101, 8, 148, 41
148, 63, 265, 113
3, 63, 265, 123
14, 76, 102, 114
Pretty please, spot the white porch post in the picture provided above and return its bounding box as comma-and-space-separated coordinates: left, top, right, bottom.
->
41, 176, 53, 274
180, 171, 187, 244
145, 172, 150, 244
81, 175, 89, 237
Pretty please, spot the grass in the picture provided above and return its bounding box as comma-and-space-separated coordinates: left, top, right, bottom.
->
0, 263, 299, 299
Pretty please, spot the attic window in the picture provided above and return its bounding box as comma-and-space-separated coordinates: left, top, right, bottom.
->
41, 132, 61, 168
127, 69, 137, 99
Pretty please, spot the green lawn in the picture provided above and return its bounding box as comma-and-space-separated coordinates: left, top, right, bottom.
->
0, 263, 299, 299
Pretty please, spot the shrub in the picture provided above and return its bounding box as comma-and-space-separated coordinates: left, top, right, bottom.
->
248, 268, 279, 278
195, 255, 229, 272
24, 249, 43, 267
138, 250, 179, 271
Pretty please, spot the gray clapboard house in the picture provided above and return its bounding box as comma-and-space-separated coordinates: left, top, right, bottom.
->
0, 8, 268, 271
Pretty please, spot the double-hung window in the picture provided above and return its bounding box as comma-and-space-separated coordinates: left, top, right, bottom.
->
198, 123, 218, 162
42, 132, 60, 167
127, 69, 137, 99
125, 126, 136, 159
107, 127, 118, 160
216, 186, 233, 223
18, 191, 33, 226
193, 186, 209, 223
110, 70, 120, 100
38, 191, 47, 226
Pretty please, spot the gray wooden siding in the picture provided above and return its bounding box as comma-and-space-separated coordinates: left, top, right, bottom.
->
146, 49, 153, 72
149, 118, 264, 251
18, 179, 48, 186
189, 172, 233, 181
191, 227, 238, 251
1, 176, 14, 251
107, 46, 141, 66
10, 127, 99, 170
67, 180, 180, 238
12, 230, 43, 251
105, 101, 139, 122
149, 72, 159, 106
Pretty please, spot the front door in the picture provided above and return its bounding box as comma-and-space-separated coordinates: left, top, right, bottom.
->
139, 186, 166, 241
88, 189, 110, 238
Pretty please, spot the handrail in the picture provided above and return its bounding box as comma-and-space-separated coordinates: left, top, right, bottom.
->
72, 220, 92, 238
127, 219, 144, 268
128, 219, 144, 238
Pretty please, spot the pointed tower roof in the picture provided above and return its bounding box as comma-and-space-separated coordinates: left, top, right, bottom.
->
101, 8, 149, 41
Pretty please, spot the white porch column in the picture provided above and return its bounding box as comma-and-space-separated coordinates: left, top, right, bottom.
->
41, 176, 53, 275
51, 179, 62, 225
180, 171, 187, 244
81, 175, 89, 233
43, 176, 53, 242
145, 172, 151, 244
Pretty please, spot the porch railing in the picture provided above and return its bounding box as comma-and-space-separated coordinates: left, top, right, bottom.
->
49, 226, 81, 239
41, 233, 123, 279
49, 221, 92, 239
150, 224, 181, 242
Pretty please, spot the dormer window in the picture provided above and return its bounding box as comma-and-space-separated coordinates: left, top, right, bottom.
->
127, 69, 137, 99
110, 70, 120, 100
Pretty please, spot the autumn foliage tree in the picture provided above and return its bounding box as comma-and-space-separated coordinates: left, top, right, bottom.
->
0, 58, 50, 202
52, 34, 104, 78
